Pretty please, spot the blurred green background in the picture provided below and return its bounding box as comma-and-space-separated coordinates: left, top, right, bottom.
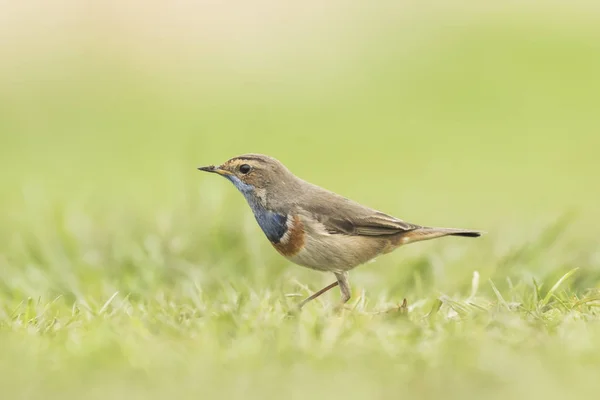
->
1, 1, 600, 399
2, 1, 599, 225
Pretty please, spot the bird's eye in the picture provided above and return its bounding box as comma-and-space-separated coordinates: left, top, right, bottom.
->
239, 164, 251, 174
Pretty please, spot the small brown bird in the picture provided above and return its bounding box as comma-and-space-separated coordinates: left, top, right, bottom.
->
198, 154, 482, 309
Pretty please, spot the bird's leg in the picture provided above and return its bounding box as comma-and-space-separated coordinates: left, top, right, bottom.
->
334, 272, 351, 308
297, 281, 339, 309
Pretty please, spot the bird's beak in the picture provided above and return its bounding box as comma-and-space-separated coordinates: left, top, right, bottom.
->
197, 165, 232, 176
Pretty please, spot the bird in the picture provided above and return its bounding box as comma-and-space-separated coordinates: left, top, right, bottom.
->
198, 154, 482, 309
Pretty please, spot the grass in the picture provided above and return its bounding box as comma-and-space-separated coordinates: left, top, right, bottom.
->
2, 186, 599, 400
2, 4, 600, 400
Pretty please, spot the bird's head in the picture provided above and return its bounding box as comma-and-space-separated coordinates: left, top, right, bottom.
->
198, 154, 296, 200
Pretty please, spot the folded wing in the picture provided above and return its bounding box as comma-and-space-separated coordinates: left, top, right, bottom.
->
300, 186, 421, 236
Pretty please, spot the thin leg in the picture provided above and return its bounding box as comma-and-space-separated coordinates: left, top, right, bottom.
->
297, 281, 339, 309
335, 272, 351, 305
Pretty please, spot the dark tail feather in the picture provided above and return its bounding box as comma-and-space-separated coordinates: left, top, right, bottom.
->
449, 231, 482, 238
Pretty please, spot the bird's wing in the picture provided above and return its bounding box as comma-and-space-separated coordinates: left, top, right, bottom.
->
320, 211, 420, 236
299, 185, 421, 236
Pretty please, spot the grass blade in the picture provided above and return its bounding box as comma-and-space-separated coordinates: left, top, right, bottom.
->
489, 279, 510, 311
99, 292, 120, 315
541, 268, 579, 307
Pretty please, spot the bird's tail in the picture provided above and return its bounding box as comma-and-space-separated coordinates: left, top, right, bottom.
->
398, 227, 483, 245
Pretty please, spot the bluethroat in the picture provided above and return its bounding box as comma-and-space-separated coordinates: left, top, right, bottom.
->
198, 154, 481, 309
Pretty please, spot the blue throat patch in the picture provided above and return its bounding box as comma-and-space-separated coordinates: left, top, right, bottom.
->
224, 175, 288, 243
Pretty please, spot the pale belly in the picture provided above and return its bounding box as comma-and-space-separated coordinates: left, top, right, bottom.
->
284, 230, 392, 273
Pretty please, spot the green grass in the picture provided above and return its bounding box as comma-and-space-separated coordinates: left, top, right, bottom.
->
2, 5, 600, 400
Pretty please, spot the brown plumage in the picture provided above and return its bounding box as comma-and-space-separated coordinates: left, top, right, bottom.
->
198, 153, 482, 309
272, 215, 305, 257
